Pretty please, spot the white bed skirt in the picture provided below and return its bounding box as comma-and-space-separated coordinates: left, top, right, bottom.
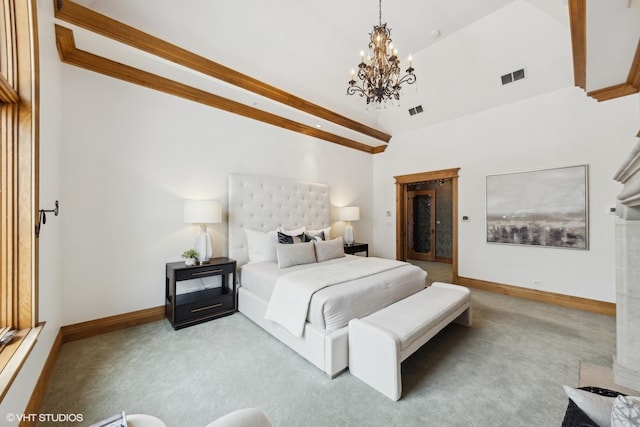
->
238, 286, 348, 378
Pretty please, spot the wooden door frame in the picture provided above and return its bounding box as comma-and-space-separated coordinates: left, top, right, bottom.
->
395, 168, 460, 283
407, 189, 436, 261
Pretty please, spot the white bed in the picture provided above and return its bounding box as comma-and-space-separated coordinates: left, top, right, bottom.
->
228, 174, 427, 377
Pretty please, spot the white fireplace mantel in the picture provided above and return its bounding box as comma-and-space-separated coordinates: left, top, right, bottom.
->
613, 138, 640, 391
614, 140, 640, 218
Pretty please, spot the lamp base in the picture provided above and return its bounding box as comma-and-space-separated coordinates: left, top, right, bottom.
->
195, 226, 212, 263
344, 224, 355, 245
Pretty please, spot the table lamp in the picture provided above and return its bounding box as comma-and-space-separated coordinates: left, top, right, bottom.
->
184, 199, 222, 263
339, 206, 360, 245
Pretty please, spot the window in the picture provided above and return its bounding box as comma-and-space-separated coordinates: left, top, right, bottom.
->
0, 0, 41, 400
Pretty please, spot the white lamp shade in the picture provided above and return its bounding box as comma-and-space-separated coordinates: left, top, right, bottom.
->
184, 200, 222, 224
339, 206, 360, 221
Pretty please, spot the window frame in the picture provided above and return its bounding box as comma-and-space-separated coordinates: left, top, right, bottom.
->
0, 0, 42, 401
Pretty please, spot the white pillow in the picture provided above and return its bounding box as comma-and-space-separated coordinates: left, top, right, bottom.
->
276, 241, 316, 269
308, 226, 331, 240
245, 229, 277, 263
277, 226, 306, 236
563, 385, 615, 427
314, 237, 345, 262
611, 395, 640, 427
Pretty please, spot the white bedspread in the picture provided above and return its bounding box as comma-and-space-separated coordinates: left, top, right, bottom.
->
264, 257, 407, 337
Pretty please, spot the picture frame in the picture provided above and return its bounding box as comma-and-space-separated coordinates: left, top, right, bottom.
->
486, 165, 588, 249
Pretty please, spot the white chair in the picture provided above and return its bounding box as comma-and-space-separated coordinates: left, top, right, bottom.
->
126, 414, 166, 427
204, 408, 272, 427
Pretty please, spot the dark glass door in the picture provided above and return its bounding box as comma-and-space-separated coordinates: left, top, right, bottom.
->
407, 189, 436, 261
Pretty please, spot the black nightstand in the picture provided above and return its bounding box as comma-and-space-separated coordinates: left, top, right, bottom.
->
344, 242, 369, 257
165, 257, 236, 329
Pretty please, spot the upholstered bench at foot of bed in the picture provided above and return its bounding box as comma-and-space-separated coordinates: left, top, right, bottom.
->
348, 282, 472, 401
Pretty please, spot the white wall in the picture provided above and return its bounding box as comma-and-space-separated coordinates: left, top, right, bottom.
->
0, 0, 64, 422
60, 67, 373, 325
373, 88, 640, 303
0, 0, 635, 421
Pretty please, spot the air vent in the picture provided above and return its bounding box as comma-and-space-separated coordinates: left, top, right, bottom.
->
501, 68, 526, 86
408, 105, 424, 116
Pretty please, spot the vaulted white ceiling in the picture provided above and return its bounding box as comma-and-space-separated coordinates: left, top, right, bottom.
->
63, 0, 639, 148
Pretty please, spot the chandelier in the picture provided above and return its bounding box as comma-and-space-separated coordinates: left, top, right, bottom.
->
347, 0, 416, 111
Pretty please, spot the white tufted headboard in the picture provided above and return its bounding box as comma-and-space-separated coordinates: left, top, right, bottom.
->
228, 174, 331, 267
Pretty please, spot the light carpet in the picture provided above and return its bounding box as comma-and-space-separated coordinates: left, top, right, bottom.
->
37, 289, 615, 427
407, 260, 452, 285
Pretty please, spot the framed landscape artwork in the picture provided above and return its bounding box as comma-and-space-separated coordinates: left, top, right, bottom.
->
486, 165, 588, 249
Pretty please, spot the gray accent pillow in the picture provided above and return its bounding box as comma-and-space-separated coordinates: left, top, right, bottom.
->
276, 241, 317, 269
314, 237, 345, 262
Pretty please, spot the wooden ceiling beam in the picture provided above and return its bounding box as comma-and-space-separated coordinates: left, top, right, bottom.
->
53, 0, 391, 144
569, 0, 640, 102
588, 39, 640, 101
627, 38, 640, 89
55, 26, 382, 155
587, 83, 638, 102
568, 0, 587, 90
